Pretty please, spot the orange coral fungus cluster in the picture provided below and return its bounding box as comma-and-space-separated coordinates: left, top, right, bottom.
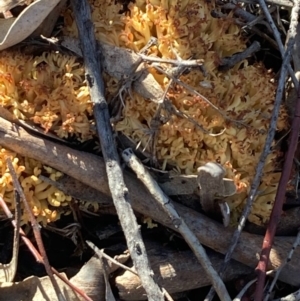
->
0, 0, 288, 225
0, 51, 93, 140
0, 51, 92, 223
0, 148, 71, 225
64, 0, 288, 225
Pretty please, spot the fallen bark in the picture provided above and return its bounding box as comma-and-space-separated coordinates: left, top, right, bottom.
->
61, 36, 164, 104
0, 117, 299, 286
0, 273, 80, 301
115, 241, 252, 301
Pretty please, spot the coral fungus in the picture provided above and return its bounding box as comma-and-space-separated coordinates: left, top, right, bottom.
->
0, 0, 289, 225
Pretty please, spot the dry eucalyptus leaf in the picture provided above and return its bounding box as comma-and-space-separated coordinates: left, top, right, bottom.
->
0, 0, 61, 51
70, 254, 129, 301
0, 0, 29, 12
31, 0, 66, 38
0, 273, 80, 301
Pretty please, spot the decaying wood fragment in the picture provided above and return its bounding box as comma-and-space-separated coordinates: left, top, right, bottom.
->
197, 162, 236, 212
158, 174, 198, 195
1, 117, 300, 286
115, 242, 252, 301
61, 36, 165, 103
38, 174, 112, 206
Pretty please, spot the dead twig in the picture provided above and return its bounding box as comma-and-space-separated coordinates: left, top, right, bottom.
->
204, 38, 295, 301
0, 196, 43, 263
98, 253, 116, 301
61, 36, 166, 104
110, 38, 159, 122
164, 99, 227, 136
152, 64, 247, 127
221, 3, 275, 32
233, 278, 257, 301
86, 240, 138, 276
70, 0, 164, 300
0, 195, 93, 301
137, 53, 205, 69
147, 50, 194, 163
239, 0, 293, 7
122, 148, 232, 301
162, 288, 174, 301
250, 26, 279, 50
233, 271, 274, 301
6, 158, 65, 301
219, 41, 261, 71
87, 240, 175, 301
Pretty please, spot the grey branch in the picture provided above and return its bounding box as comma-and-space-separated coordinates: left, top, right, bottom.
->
122, 148, 231, 301
70, 0, 164, 300
219, 41, 261, 71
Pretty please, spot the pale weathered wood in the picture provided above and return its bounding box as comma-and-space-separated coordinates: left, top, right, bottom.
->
0, 117, 299, 286
115, 241, 252, 300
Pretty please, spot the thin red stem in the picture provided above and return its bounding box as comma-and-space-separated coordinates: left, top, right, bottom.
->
0, 196, 93, 301
254, 82, 300, 300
